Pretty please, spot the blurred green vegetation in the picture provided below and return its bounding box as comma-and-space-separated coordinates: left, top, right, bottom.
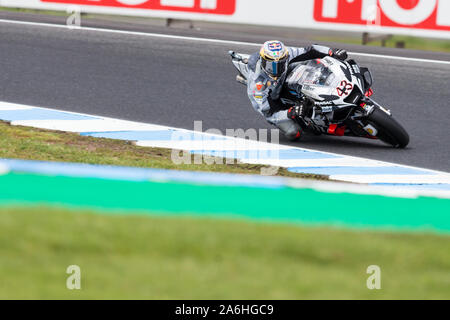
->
0, 206, 449, 299
314, 35, 450, 53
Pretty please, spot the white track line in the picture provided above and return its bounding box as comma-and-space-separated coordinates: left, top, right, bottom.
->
332, 174, 450, 184
12, 119, 168, 132
0, 18, 449, 65
348, 52, 450, 65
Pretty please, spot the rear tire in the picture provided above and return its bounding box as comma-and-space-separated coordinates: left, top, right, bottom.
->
367, 107, 409, 148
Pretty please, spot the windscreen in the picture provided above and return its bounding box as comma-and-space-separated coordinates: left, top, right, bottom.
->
287, 60, 336, 87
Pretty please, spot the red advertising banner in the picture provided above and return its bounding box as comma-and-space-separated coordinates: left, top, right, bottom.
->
314, 0, 450, 32
40, 0, 236, 15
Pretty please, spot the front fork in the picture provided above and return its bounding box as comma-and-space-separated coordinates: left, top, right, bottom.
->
353, 97, 391, 138
360, 97, 392, 116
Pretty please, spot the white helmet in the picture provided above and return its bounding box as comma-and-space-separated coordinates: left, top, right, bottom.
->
260, 40, 289, 79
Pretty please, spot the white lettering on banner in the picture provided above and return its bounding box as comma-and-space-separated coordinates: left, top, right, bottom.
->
322, 0, 339, 18
321, 0, 442, 25
160, 0, 194, 7
116, 0, 148, 5
3, 0, 449, 38
314, 0, 450, 35
158, 0, 217, 9
323, 0, 380, 21
201, 0, 217, 10
361, 0, 377, 21
379, 0, 437, 25
437, 0, 450, 26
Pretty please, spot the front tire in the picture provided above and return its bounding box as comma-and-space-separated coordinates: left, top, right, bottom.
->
367, 107, 409, 148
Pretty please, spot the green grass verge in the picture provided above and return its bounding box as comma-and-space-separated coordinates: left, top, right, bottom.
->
0, 121, 325, 180
0, 6, 68, 16
1, 206, 449, 299
314, 35, 450, 53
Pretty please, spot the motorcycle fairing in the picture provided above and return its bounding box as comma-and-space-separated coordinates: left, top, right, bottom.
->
286, 57, 365, 108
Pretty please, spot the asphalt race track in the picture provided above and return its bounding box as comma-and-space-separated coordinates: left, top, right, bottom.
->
0, 16, 449, 171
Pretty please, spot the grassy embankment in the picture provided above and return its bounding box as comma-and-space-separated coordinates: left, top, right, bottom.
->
1, 206, 449, 299
0, 121, 324, 179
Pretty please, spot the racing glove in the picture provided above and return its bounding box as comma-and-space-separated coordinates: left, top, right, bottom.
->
329, 48, 348, 61
287, 100, 314, 121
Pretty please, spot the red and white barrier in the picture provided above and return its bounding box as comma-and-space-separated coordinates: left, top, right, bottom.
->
1, 0, 449, 39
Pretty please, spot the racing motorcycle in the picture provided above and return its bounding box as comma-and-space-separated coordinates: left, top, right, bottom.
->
229, 51, 409, 148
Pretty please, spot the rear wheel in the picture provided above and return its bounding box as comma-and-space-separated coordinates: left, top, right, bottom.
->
367, 107, 409, 148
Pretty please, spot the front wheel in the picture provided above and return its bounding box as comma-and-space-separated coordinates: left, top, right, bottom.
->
367, 107, 410, 148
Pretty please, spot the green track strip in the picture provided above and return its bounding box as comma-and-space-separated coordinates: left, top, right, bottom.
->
0, 172, 449, 232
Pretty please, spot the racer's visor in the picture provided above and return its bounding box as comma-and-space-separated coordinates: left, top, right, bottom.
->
261, 56, 288, 78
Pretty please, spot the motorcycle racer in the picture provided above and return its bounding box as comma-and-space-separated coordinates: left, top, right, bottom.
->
245, 40, 348, 140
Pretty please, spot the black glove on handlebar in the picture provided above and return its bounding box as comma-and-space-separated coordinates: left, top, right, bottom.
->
330, 48, 348, 61
287, 100, 314, 121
